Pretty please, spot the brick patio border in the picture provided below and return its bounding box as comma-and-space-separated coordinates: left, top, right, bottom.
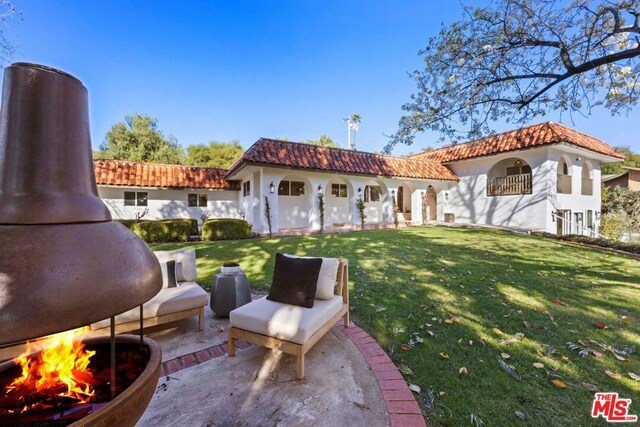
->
159, 322, 427, 427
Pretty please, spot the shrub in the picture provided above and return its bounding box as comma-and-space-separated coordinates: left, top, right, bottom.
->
531, 231, 640, 255
202, 219, 251, 241
116, 219, 193, 243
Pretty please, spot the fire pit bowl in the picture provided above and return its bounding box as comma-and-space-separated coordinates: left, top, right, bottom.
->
0, 334, 161, 427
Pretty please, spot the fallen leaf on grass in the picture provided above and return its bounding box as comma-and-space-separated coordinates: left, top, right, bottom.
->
500, 337, 520, 345
470, 413, 485, 427
620, 316, 629, 324
594, 322, 606, 329
501, 353, 511, 359
392, 327, 405, 334
582, 382, 598, 391
400, 294, 408, 299
439, 391, 447, 397
493, 328, 505, 335
614, 354, 626, 362
477, 338, 486, 347
551, 379, 567, 388
450, 316, 461, 323
408, 384, 421, 393
375, 307, 387, 312
552, 299, 567, 306
427, 330, 436, 338
629, 372, 640, 381
439, 352, 449, 359
400, 344, 412, 351
561, 356, 570, 361
533, 363, 545, 369
459, 367, 468, 375
497, 357, 521, 380
515, 411, 526, 421
606, 370, 622, 379
523, 321, 531, 330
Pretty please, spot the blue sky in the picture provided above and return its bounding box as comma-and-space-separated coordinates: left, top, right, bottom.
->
8, 1, 640, 155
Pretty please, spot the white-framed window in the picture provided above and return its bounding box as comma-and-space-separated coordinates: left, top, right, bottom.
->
278, 180, 305, 196
331, 183, 347, 198
364, 185, 381, 202
124, 191, 148, 207
188, 193, 207, 207
586, 210, 593, 229
243, 181, 250, 197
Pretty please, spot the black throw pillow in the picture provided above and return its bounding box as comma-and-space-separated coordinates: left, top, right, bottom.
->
163, 260, 178, 288
267, 253, 322, 308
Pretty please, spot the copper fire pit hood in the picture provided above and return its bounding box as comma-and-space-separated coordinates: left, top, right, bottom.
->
0, 63, 162, 346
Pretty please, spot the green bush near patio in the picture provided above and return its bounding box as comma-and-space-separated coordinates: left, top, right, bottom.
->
154, 227, 640, 426
201, 218, 251, 241
116, 219, 195, 243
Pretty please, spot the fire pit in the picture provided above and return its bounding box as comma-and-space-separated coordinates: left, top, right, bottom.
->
0, 63, 164, 426
0, 334, 160, 427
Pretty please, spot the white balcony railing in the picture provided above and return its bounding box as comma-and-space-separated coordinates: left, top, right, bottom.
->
486, 173, 532, 196
557, 174, 572, 194
581, 178, 593, 196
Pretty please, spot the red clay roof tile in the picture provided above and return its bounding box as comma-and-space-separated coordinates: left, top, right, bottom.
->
410, 122, 624, 163
226, 139, 459, 181
94, 159, 239, 190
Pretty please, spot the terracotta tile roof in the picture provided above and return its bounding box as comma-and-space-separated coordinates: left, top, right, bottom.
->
94, 159, 240, 190
226, 139, 459, 181
410, 122, 625, 163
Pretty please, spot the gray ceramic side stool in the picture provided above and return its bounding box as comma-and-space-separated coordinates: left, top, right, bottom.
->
211, 272, 251, 318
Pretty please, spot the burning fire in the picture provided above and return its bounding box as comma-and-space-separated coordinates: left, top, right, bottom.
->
6, 328, 96, 412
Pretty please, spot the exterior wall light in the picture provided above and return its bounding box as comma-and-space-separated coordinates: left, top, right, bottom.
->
445, 192, 449, 200
551, 210, 557, 222
317, 184, 323, 196
595, 211, 600, 220
269, 181, 275, 194
391, 189, 395, 197
358, 187, 362, 195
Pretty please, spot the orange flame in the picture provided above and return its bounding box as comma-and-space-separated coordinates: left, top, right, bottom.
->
7, 328, 96, 409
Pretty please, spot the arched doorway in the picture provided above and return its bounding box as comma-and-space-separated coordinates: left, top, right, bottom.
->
277, 175, 312, 229
426, 186, 437, 221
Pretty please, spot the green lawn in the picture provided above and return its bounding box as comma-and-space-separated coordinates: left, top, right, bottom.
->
154, 227, 640, 426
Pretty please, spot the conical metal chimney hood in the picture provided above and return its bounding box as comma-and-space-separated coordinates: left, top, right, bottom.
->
0, 63, 162, 346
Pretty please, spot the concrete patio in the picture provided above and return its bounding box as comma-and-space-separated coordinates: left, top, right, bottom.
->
133, 303, 425, 426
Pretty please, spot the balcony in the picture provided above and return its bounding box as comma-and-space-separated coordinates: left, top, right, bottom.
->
581, 178, 593, 196
557, 174, 572, 194
486, 173, 532, 196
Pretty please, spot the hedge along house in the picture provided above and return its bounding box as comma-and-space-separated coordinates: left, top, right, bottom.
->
410, 122, 624, 236
93, 122, 623, 236
94, 160, 241, 223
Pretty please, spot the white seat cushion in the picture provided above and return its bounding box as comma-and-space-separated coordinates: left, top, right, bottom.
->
229, 295, 344, 345
91, 283, 208, 329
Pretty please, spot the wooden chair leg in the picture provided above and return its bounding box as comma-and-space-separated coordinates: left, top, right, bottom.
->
343, 311, 350, 328
198, 307, 205, 331
296, 347, 305, 379
228, 330, 236, 357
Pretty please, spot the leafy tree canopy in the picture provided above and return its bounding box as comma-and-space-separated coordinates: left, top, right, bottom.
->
184, 140, 244, 168
98, 114, 184, 164
304, 134, 339, 147
389, 0, 640, 151
601, 145, 640, 174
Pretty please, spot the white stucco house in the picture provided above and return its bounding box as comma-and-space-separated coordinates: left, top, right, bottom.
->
95, 122, 624, 236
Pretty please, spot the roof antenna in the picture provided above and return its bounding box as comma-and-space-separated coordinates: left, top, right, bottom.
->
344, 114, 361, 150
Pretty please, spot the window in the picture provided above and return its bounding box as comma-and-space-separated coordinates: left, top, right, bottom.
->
242, 181, 250, 197
587, 210, 593, 229
364, 185, 381, 202
278, 180, 305, 196
124, 191, 148, 207
188, 193, 207, 207
331, 183, 347, 198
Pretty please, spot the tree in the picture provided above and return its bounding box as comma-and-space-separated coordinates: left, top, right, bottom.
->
304, 135, 339, 147
389, 0, 640, 151
0, 1, 20, 66
601, 146, 640, 174
184, 140, 244, 168
99, 114, 184, 164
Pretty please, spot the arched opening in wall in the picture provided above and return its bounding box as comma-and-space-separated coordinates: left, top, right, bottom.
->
362, 180, 386, 224
426, 185, 437, 221
326, 178, 353, 227
277, 175, 312, 230
557, 156, 572, 194
486, 157, 532, 196
581, 160, 593, 196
